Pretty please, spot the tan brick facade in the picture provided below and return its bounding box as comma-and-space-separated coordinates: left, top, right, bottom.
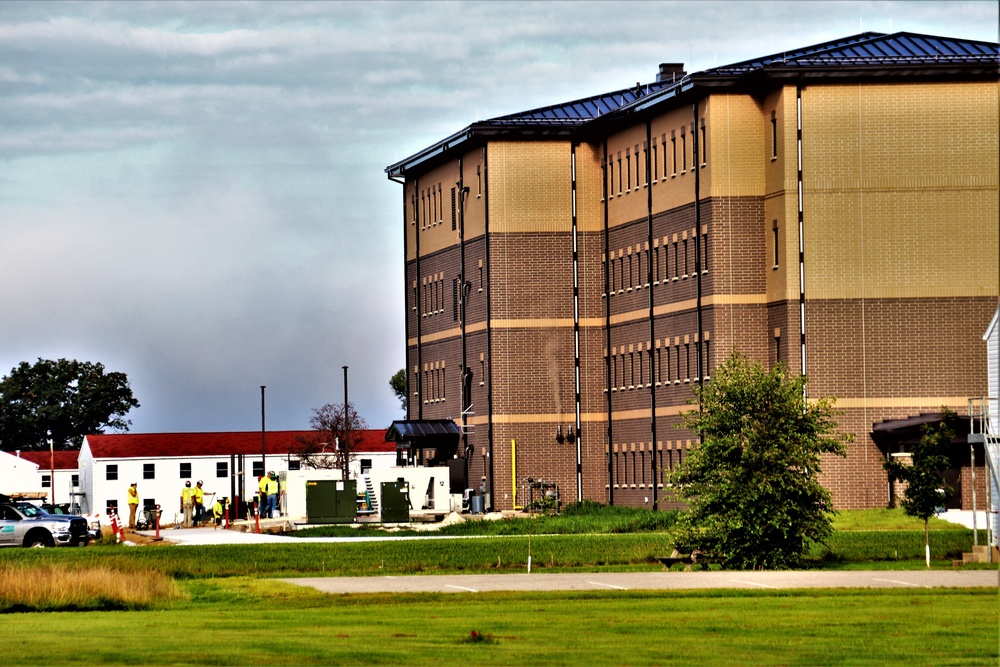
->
391, 36, 999, 511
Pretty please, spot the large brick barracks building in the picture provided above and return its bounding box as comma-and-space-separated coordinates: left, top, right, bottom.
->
385, 32, 999, 512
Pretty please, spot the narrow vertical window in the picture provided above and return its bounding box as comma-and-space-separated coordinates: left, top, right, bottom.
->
774, 328, 781, 364
651, 142, 658, 181
476, 164, 482, 197
772, 220, 780, 268
478, 260, 484, 292
683, 239, 689, 277
635, 144, 641, 188
673, 241, 679, 280
702, 232, 709, 274
704, 336, 711, 379
661, 134, 668, 179
681, 130, 687, 172
670, 132, 677, 175
700, 119, 707, 166
771, 110, 778, 159
625, 150, 631, 191
608, 156, 615, 196
451, 187, 457, 231
617, 153, 623, 195
610, 349, 617, 390
452, 278, 459, 321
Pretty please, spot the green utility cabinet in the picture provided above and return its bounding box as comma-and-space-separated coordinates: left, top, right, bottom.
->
380, 481, 410, 523
305, 479, 357, 524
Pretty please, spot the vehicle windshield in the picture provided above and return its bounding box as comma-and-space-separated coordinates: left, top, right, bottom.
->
14, 503, 49, 518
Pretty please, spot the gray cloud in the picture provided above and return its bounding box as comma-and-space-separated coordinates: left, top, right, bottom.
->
0, 1, 995, 437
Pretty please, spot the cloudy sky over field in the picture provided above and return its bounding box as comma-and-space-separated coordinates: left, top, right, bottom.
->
0, 1, 996, 438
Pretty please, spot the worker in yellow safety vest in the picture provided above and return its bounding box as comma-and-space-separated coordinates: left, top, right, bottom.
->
180, 481, 195, 528
257, 475, 268, 516
262, 472, 279, 518
127, 482, 139, 529
192, 481, 205, 526
212, 497, 225, 529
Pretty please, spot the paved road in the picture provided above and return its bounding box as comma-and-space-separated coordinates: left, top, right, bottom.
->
285, 569, 998, 594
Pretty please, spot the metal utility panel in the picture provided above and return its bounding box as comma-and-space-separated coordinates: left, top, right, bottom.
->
380, 481, 410, 523
306, 480, 357, 524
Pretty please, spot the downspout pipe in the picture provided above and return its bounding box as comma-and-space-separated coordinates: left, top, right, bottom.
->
645, 120, 658, 511
571, 143, 583, 502
693, 103, 704, 401
483, 147, 496, 510
796, 85, 807, 381
458, 159, 471, 480
602, 140, 614, 505
414, 178, 423, 420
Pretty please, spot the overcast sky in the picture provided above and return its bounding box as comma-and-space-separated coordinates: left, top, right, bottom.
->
0, 1, 996, 439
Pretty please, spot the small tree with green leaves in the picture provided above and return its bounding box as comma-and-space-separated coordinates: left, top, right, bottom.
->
389, 369, 407, 413
672, 352, 850, 570
883, 409, 954, 569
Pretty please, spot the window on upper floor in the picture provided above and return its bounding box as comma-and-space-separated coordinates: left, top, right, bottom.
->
143, 463, 155, 480
180, 462, 191, 479
106, 464, 118, 481
771, 111, 778, 160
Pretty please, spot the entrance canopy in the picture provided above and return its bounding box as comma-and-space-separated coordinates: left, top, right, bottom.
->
385, 420, 461, 465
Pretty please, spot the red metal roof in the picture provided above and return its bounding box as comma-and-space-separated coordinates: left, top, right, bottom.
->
84, 430, 395, 459
16, 450, 80, 470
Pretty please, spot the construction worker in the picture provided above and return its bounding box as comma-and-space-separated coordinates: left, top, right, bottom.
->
127, 482, 139, 529
264, 471, 279, 518
212, 497, 225, 529
180, 480, 194, 528
257, 474, 268, 517
192, 480, 205, 526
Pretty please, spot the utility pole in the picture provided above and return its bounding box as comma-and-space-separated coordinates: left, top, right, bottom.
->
343, 366, 350, 480
260, 386, 266, 471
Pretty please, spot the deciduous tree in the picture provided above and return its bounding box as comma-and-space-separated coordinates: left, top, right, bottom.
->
296, 402, 369, 479
883, 409, 954, 568
672, 352, 849, 569
0, 358, 140, 451
389, 369, 407, 413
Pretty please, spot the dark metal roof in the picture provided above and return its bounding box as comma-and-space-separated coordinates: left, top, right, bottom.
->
705, 32, 998, 75
488, 81, 673, 125
385, 420, 461, 442
388, 32, 999, 178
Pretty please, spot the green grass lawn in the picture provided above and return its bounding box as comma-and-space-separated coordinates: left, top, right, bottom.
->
1, 579, 995, 666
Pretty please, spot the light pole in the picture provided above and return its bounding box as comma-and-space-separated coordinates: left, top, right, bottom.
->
260, 386, 266, 472
342, 366, 350, 480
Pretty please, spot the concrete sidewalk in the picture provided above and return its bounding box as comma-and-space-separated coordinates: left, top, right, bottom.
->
285, 569, 999, 594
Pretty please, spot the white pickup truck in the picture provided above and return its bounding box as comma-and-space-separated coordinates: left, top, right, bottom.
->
0, 496, 92, 547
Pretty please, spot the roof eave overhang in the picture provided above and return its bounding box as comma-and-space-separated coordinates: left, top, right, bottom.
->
386, 123, 582, 181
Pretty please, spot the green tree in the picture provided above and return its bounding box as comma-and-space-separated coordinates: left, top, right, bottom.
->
883, 409, 954, 569
672, 352, 849, 570
0, 358, 140, 451
389, 368, 407, 413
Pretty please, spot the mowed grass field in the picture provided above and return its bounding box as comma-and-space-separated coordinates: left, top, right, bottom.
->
1, 579, 996, 666
0, 508, 996, 665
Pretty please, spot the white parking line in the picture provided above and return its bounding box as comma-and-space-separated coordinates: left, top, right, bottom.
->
729, 579, 776, 589
445, 584, 479, 592
588, 581, 627, 590
871, 578, 925, 588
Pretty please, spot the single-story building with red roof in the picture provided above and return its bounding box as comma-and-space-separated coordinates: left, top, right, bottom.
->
79, 430, 396, 520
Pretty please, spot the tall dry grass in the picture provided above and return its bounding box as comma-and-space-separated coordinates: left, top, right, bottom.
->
0, 563, 185, 612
